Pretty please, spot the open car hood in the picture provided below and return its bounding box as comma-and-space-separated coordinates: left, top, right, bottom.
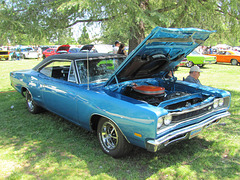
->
106, 27, 214, 85
57, 45, 70, 52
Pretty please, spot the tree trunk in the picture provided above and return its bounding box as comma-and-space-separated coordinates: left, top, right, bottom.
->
128, 21, 146, 54
128, 0, 148, 54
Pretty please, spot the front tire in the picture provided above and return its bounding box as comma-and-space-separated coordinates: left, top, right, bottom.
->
97, 118, 132, 158
186, 61, 194, 67
26, 90, 42, 114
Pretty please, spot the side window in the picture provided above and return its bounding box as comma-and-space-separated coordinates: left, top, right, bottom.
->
40, 60, 77, 83
68, 62, 77, 83
219, 51, 226, 55
77, 61, 87, 83
226, 52, 231, 55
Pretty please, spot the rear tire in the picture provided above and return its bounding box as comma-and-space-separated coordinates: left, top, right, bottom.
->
231, 59, 239, 65
26, 90, 42, 114
97, 118, 132, 158
197, 64, 204, 67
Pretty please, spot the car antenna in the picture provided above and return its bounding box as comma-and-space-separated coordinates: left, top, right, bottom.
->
87, 51, 90, 90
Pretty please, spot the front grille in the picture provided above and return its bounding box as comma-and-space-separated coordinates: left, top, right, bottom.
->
172, 104, 213, 122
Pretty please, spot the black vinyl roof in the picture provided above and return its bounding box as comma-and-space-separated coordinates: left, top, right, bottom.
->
33, 53, 126, 71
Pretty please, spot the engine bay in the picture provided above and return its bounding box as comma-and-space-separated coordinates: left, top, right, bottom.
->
119, 80, 208, 109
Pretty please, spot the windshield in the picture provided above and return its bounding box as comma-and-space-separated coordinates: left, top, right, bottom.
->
190, 51, 200, 55
76, 57, 125, 83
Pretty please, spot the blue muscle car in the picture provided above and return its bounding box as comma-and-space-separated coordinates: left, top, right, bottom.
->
10, 27, 231, 158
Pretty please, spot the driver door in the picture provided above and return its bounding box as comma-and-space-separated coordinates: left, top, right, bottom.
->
39, 60, 79, 122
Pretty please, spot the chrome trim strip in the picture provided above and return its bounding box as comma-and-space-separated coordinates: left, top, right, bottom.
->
170, 101, 214, 115
147, 111, 230, 152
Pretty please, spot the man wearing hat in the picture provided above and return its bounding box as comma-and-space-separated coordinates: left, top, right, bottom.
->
184, 66, 202, 85
113, 40, 120, 54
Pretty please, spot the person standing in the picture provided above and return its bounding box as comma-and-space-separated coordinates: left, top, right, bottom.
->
113, 41, 120, 54
117, 43, 127, 55
184, 66, 202, 85
37, 46, 42, 60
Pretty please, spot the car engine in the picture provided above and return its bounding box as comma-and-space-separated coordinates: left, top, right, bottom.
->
122, 84, 205, 109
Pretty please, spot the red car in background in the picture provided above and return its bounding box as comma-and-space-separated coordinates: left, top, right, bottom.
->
42, 45, 70, 59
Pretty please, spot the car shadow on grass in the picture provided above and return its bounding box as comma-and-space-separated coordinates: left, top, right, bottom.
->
1, 92, 240, 179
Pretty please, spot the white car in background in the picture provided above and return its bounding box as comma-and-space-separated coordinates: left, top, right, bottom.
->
21, 47, 38, 59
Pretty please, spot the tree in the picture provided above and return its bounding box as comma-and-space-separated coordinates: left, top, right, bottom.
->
58, 0, 240, 52
1, 0, 240, 50
78, 26, 91, 45
0, 0, 78, 45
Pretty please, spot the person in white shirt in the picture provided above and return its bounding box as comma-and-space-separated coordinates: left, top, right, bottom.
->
113, 41, 120, 54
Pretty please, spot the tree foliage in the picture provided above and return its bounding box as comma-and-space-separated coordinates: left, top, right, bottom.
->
78, 26, 91, 45
0, 0, 240, 50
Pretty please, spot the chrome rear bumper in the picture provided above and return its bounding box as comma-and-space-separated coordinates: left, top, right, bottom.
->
146, 111, 230, 152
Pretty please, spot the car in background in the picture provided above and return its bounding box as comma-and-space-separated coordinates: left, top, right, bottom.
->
206, 50, 240, 65
69, 48, 82, 53
21, 48, 39, 59
42, 48, 57, 59
182, 50, 216, 67
56, 44, 70, 54
80, 44, 113, 53
0, 49, 10, 60
43, 45, 70, 59
10, 27, 231, 158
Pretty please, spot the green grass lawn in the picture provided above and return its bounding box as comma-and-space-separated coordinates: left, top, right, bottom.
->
0, 60, 239, 179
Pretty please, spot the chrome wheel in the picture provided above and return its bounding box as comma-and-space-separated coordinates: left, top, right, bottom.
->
100, 121, 119, 150
25, 90, 42, 114
97, 118, 133, 158
27, 95, 34, 111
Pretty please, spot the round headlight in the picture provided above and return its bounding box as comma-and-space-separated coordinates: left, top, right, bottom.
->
164, 114, 172, 125
213, 100, 219, 108
218, 98, 224, 106
157, 117, 163, 129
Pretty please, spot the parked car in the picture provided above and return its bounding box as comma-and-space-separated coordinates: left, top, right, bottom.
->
69, 48, 82, 53
42, 48, 57, 59
182, 50, 216, 67
80, 44, 113, 53
21, 48, 39, 59
10, 27, 231, 158
0, 49, 9, 60
206, 50, 240, 65
42, 45, 70, 59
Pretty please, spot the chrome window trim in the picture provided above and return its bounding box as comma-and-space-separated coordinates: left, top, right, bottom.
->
37, 58, 80, 84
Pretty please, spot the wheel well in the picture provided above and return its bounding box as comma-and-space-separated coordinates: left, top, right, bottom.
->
90, 114, 130, 143
21, 87, 27, 97
231, 59, 238, 62
90, 115, 103, 132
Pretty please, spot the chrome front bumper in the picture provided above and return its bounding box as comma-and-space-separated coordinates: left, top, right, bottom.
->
146, 111, 230, 152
